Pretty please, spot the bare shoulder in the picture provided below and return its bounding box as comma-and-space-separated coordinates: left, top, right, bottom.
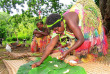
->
63, 12, 79, 32
63, 12, 79, 23
64, 12, 78, 18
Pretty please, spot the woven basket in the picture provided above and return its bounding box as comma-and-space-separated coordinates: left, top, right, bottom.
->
3, 60, 27, 74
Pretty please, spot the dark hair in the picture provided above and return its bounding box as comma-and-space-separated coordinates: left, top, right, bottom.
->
46, 13, 63, 30
37, 21, 43, 25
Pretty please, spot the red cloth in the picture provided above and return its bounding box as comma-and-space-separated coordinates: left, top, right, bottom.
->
75, 40, 91, 52
31, 36, 51, 53
103, 27, 108, 55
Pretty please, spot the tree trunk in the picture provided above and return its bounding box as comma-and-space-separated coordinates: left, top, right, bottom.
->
99, 0, 107, 19
99, 0, 110, 33
14, 31, 19, 44
105, 0, 110, 32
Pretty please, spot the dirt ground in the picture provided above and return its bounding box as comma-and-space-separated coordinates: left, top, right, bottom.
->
0, 36, 110, 74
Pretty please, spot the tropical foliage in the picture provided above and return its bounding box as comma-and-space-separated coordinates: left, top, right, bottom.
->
0, 0, 72, 43
0, 12, 10, 38
0, 0, 64, 16
6, 13, 37, 42
0, 0, 109, 44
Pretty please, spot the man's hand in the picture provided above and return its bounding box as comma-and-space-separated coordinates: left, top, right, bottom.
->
31, 62, 41, 68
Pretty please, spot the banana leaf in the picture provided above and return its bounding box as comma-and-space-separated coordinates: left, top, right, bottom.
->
17, 57, 41, 74
17, 56, 86, 74
43, 56, 53, 63
48, 64, 86, 74
29, 66, 53, 74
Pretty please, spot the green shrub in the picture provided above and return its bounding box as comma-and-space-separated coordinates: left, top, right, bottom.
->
11, 36, 17, 41
6, 37, 12, 42
18, 36, 23, 41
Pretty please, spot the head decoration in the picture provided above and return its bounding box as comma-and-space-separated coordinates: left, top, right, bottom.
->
47, 16, 63, 28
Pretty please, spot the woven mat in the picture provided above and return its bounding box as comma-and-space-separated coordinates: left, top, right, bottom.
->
8, 52, 31, 58
8, 52, 42, 58
6, 51, 109, 74
0, 68, 6, 74
3, 58, 110, 74
50, 52, 110, 74
3, 59, 27, 74
50, 52, 61, 58
77, 62, 110, 74
28, 57, 37, 61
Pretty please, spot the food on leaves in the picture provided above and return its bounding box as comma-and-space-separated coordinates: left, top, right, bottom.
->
17, 56, 86, 74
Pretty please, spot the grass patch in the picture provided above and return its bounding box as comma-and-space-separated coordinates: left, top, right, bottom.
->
0, 49, 7, 57
0, 48, 6, 52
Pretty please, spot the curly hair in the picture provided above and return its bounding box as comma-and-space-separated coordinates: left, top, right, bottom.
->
46, 13, 63, 30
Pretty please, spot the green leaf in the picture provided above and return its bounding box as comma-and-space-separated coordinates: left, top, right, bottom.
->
17, 58, 41, 74
35, 57, 41, 61
43, 56, 53, 63
48, 65, 86, 74
29, 66, 52, 74
18, 56, 86, 74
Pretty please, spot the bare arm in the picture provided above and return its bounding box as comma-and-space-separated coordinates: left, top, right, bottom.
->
39, 35, 59, 63
32, 35, 59, 68
61, 12, 84, 59
33, 28, 49, 36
